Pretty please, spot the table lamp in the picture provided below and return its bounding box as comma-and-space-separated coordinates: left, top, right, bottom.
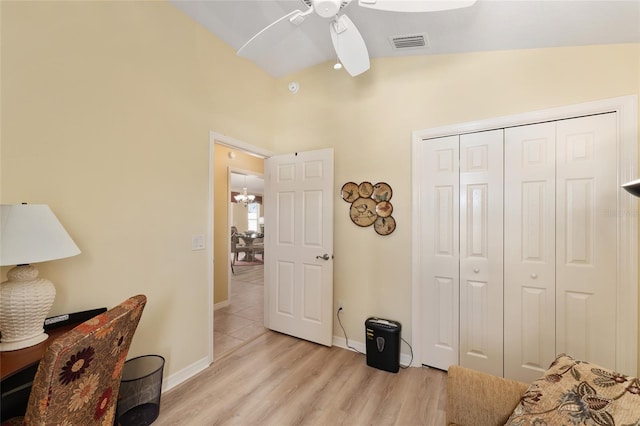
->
0, 204, 81, 351
622, 179, 640, 198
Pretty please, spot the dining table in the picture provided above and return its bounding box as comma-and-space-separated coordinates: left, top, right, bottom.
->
237, 233, 263, 261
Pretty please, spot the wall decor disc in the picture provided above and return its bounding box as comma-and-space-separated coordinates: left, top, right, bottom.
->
374, 215, 396, 235
375, 200, 393, 218
341, 182, 359, 203
358, 181, 374, 198
350, 197, 377, 227
372, 182, 392, 202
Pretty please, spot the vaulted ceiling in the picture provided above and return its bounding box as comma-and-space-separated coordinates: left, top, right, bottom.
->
171, 0, 640, 78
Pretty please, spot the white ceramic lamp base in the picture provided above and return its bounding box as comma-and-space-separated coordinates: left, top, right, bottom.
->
0, 265, 55, 352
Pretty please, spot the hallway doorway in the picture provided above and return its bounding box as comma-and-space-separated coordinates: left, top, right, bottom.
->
210, 132, 271, 362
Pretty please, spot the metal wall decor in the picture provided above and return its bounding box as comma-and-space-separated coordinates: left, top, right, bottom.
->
341, 181, 396, 235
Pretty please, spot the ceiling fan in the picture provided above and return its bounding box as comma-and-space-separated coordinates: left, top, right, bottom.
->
237, 0, 477, 77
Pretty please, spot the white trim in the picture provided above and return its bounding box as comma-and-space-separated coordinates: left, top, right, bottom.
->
207, 140, 215, 366
332, 335, 415, 369
211, 132, 273, 159
214, 300, 230, 310
411, 139, 421, 367
616, 97, 639, 375
413, 96, 636, 140
412, 95, 638, 374
161, 356, 210, 394
332, 335, 366, 354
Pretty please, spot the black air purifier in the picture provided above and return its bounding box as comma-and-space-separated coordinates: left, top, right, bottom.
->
365, 317, 401, 373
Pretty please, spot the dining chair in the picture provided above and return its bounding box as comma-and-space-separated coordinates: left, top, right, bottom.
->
2, 294, 147, 426
250, 237, 264, 261
231, 235, 251, 266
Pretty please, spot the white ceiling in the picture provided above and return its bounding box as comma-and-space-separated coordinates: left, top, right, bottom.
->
170, 0, 640, 78
231, 172, 264, 194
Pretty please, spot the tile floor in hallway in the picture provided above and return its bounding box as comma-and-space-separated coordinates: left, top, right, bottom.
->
213, 264, 266, 359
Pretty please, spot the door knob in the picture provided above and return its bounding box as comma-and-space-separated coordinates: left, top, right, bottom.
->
316, 254, 331, 260
531, 273, 538, 279
473, 268, 479, 273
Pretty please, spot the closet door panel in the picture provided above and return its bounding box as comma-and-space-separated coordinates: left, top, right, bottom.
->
459, 130, 504, 377
419, 135, 460, 370
556, 113, 617, 368
504, 123, 557, 383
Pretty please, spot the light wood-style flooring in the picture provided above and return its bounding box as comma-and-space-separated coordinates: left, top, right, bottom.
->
157, 332, 447, 425
160, 263, 447, 425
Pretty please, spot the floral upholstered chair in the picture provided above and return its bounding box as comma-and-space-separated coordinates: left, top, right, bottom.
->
3, 294, 146, 426
506, 353, 640, 425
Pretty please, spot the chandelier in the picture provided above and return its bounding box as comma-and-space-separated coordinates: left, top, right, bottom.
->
234, 187, 255, 206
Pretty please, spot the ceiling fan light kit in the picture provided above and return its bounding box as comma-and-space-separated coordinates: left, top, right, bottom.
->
315, 0, 342, 17
237, 0, 477, 77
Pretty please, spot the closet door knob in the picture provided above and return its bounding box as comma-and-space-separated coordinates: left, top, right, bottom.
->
473, 268, 479, 273
531, 273, 538, 279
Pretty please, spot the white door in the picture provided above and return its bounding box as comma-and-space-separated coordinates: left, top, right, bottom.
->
504, 122, 557, 382
415, 100, 637, 378
555, 113, 617, 367
264, 149, 334, 346
458, 130, 504, 377
419, 135, 460, 370
503, 113, 618, 380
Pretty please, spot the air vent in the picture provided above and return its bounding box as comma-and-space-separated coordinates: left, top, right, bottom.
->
389, 33, 429, 50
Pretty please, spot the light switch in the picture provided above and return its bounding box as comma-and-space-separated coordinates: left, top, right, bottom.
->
191, 234, 205, 251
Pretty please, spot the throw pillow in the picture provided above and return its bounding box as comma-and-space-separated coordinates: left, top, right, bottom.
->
506, 354, 640, 426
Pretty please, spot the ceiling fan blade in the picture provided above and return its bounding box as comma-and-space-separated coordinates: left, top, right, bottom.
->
330, 15, 370, 77
358, 0, 476, 13
237, 10, 306, 59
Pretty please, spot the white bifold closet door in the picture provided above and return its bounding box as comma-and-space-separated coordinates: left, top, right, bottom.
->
503, 122, 558, 381
419, 130, 504, 375
418, 135, 460, 371
504, 113, 618, 382
458, 130, 504, 377
420, 113, 618, 380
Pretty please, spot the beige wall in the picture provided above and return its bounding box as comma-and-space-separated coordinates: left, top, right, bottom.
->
213, 144, 263, 305
2, 0, 639, 382
1, 1, 275, 377
270, 44, 640, 370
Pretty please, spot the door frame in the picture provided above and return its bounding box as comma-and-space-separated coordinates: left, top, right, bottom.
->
411, 95, 638, 374
208, 131, 273, 364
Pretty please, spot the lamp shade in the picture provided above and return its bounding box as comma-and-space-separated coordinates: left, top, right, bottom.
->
1, 204, 81, 266
622, 179, 640, 198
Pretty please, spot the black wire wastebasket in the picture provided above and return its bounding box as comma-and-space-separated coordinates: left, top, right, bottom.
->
116, 355, 165, 426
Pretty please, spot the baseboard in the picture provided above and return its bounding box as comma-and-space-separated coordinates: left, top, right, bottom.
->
332, 335, 415, 368
161, 356, 210, 393
214, 300, 229, 310
332, 334, 366, 354
162, 335, 415, 394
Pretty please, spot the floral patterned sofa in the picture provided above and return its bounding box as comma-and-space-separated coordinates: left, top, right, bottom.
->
447, 354, 640, 426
